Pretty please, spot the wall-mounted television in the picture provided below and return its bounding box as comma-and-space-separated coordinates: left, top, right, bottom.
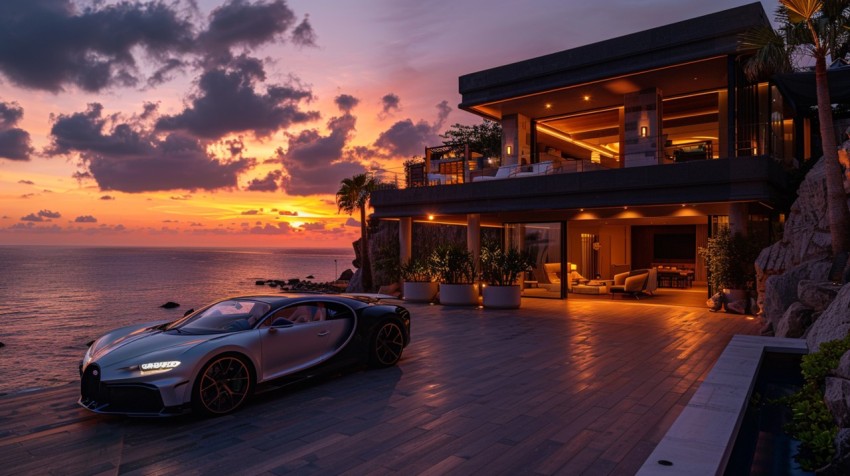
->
653, 233, 696, 260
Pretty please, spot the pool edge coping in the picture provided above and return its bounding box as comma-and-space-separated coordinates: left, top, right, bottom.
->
636, 334, 808, 475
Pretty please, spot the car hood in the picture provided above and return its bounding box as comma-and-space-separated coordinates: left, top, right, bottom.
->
90, 325, 220, 368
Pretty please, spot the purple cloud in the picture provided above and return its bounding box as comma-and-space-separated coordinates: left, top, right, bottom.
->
249, 222, 293, 234
49, 103, 254, 193
291, 15, 317, 47
0, 100, 32, 160
38, 209, 61, 219
374, 101, 451, 158
279, 96, 368, 196
335, 94, 359, 113
74, 215, 97, 223
0, 1, 195, 92
380, 93, 401, 118
155, 56, 318, 139
0, 1, 313, 93
245, 170, 282, 192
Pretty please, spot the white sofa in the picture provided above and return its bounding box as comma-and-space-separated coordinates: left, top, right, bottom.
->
514, 161, 553, 178
472, 164, 517, 182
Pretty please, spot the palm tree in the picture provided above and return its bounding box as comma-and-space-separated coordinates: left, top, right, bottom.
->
336, 173, 376, 291
742, 0, 850, 255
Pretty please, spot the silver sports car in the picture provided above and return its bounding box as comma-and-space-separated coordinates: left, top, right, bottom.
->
79, 294, 411, 416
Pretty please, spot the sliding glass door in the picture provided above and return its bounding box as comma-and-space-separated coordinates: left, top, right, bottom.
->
505, 222, 565, 299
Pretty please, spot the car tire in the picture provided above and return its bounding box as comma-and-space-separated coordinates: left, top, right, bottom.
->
192, 354, 253, 416
369, 320, 405, 368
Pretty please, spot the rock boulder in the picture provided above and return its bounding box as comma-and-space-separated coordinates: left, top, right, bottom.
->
825, 376, 850, 427
775, 302, 815, 338
763, 259, 831, 329
806, 283, 850, 352
798, 280, 842, 312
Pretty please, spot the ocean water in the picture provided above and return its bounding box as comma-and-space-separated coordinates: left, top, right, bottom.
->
0, 245, 355, 395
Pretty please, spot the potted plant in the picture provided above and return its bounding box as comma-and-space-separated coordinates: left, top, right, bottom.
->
400, 257, 437, 302
430, 245, 478, 306
698, 227, 761, 313
480, 241, 534, 309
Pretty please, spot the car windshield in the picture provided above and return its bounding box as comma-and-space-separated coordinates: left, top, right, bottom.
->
167, 299, 271, 334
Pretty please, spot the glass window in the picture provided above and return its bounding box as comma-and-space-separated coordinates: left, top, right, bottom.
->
506, 222, 564, 299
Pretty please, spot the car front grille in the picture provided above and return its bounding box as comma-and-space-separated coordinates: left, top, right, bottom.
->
80, 364, 165, 414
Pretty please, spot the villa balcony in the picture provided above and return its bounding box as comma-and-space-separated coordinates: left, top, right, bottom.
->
398, 137, 736, 190
372, 155, 790, 219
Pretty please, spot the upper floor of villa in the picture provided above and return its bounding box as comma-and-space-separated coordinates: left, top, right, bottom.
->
395, 2, 844, 191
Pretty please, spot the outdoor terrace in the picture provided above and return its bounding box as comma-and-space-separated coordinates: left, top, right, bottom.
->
1, 298, 761, 474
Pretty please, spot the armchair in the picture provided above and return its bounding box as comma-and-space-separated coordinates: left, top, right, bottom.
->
610, 269, 649, 299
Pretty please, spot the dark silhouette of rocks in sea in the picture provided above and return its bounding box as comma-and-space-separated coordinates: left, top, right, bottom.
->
0, 342, 4, 348
306, 275, 315, 279
161, 301, 180, 309
339, 269, 354, 281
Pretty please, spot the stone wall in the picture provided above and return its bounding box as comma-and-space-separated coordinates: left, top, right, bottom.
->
346, 219, 501, 292
756, 158, 834, 328
756, 153, 850, 472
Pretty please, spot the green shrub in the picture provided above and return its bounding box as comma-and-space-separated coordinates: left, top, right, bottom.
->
399, 257, 434, 282
430, 245, 476, 284
783, 335, 850, 470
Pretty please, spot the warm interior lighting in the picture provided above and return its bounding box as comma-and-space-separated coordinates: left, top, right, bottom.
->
545, 103, 552, 109
428, 215, 434, 221
640, 126, 648, 137
590, 151, 601, 163
583, 95, 590, 101
537, 124, 615, 159
570, 264, 577, 271
506, 145, 513, 155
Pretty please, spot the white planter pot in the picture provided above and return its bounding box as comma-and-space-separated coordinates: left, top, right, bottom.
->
482, 285, 522, 309
403, 281, 438, 302
439, 283, 479, 306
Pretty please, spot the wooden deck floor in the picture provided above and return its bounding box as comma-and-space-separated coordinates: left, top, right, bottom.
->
0, 299, 762, 475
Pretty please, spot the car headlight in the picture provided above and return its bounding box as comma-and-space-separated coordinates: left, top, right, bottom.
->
139, 361, 181, 373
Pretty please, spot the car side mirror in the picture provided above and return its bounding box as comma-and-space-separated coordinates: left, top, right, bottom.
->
183, 308, 194, 317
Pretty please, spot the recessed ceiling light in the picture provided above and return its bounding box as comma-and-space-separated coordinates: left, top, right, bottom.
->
545, 103, 552, 109
583, 95, 590, 101
428, 215, 434, 221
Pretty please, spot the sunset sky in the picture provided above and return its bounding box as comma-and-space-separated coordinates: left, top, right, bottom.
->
0, 0, 780, 248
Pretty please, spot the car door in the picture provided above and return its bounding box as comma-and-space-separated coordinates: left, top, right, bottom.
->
258, 301, 356, 381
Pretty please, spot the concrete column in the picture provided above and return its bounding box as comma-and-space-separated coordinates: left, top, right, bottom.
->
729, 203, 748, 237
399, 217, 412, 265
501, 114, 531, 166
623, 88, 662, 168
467, 214, 481, 267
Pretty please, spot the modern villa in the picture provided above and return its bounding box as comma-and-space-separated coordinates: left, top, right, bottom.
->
371, 2, 840, 300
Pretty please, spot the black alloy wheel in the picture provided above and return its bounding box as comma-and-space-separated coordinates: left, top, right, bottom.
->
193, 355, 252, 416
370, 321, 405, 368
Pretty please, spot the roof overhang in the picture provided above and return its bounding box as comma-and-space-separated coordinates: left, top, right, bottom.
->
458, 2, 769, 120
772, 67, 850, 112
